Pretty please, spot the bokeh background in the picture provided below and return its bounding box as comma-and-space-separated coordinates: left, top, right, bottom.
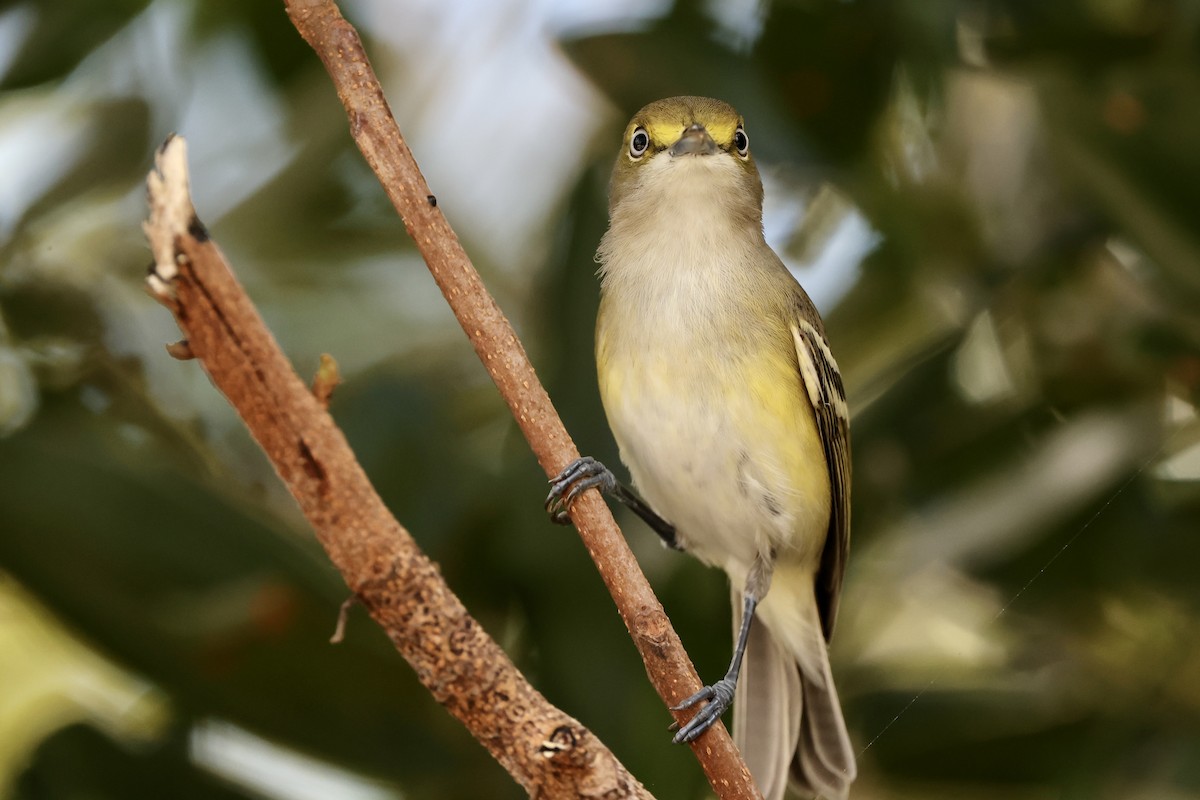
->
2, 1, 1199, 798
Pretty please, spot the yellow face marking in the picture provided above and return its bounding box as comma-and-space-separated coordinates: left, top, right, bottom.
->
634, 117, 742, 151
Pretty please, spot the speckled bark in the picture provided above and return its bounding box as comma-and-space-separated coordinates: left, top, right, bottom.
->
144, 140, 651, 799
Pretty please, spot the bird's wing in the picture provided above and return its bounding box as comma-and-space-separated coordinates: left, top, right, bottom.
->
791, 318, 851, 642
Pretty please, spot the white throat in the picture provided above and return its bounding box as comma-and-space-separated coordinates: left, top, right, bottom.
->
598, 154, 765, 324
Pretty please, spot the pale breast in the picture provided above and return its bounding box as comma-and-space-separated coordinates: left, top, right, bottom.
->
597, 294, 831, 575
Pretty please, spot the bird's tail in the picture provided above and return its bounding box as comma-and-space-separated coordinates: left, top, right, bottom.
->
732, 585, 856, 800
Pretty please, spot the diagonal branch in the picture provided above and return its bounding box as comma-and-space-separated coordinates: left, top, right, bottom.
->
144, 136, 651, 800
281, 1, 760, 798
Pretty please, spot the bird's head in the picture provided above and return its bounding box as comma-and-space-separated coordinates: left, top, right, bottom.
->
608, 96, 763, 225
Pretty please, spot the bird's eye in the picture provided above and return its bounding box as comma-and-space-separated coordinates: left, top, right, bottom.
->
733, 126, 749, 158
629, 127, 650, 159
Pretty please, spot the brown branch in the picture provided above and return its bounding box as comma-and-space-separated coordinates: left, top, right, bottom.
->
144, 136, 651, 800
281, 2, 759, 798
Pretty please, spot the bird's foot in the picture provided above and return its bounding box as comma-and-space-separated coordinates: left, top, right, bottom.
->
545, 456, 617, 524
669, 677, 736, 743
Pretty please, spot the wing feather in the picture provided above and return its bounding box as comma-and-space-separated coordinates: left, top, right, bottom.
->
791, 319, 851, 642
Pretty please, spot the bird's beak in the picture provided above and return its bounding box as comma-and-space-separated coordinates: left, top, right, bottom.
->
669, 124, 718, 157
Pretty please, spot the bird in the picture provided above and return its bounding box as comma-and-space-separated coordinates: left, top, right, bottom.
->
546, 96, 856, 800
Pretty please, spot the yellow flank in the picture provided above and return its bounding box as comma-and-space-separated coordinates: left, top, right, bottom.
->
744, 352, 826, 476
738, 350, 832, 548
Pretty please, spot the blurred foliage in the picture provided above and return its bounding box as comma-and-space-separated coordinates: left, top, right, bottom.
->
2, 0, 1200, 798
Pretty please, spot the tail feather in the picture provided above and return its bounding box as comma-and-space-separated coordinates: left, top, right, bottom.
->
732, 591, 801, 800
789, 609, 856, 800
790, 646, 855, 799
733, 587, 856, 800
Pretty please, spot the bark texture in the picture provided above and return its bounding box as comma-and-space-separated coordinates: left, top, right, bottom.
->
144, 137, 653, 799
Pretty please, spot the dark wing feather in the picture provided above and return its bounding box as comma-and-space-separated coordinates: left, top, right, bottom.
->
791, 319, 851, 642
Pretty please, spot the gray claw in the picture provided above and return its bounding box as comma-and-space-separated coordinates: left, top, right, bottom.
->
670, 679, 735, 744
544, 457, 615, 524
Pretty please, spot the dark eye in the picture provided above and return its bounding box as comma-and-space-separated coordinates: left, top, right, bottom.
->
629, 127, 650, 159
733, 126, 749, 157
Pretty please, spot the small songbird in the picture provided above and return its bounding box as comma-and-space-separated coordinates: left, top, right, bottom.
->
547, 96, 856, 799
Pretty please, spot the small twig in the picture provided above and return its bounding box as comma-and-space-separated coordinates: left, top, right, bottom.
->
311, 353, 340, 409
329, 593, 358, 644
144, 136, 652, 800
165, 339, 194, 360
281, 2, 759, 797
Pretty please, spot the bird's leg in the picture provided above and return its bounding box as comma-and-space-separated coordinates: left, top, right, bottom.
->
670, 554, 773, 743
545, 456, 680, 550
